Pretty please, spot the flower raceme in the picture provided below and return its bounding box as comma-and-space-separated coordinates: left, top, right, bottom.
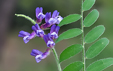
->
18, 7, 63, 63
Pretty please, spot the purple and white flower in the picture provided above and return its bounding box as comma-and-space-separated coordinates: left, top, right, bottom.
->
36, 7, 45, 23
43, 33, 55, 48
18, 31, 36, 43
41, 48, 50, 59
32, 24, 44, 38
40, 10, 63, 29
31, 49, 43, 63
31, 48, 50, 63
31, 49, 43, 56
50, 25, 60, 39
56, 16, 63, 24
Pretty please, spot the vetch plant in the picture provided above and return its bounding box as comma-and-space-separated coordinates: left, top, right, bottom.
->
15, 0, 113, 71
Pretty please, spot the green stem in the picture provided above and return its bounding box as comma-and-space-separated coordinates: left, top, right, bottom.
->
52, 47, 62, 71
15, 14, 36, 24
81, 0, 85, 71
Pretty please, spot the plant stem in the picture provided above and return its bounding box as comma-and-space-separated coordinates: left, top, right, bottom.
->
81, 0, 85, 71
52, 47, 62, 71
15, 14, 36, 24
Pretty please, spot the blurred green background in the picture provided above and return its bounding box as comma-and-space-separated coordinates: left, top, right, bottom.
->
0, 0, 113, 71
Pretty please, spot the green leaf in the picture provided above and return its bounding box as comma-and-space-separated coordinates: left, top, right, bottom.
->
83, 0, 96, 11
86, 58, 113, 71
60, 44, 83, 63
84, 9, 99, 27
86, 38, 109, 59
58, 14, 81, 27
63, 61, 83, 71
55, 28, 82, 43
85, 25, 105, 43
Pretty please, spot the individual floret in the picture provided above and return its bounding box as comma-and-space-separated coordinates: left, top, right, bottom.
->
36, 7, 45, 23
31, 48, 50, 63
18, 31, 36, 43
50, 25, 60, 39
40, 10, 63, 29
43, 33, 55, 48
32, 24, 44, 38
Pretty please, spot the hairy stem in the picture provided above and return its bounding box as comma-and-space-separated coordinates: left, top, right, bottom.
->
81, 0, 85, 71
52, 47, 62, 71
15, 14, 36, 24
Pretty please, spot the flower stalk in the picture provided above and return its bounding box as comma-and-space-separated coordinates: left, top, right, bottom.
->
52, 47, 62, 71
15, 14, 36, 24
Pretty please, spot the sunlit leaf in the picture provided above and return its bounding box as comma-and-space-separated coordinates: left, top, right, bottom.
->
55, 28, 82, 43
63, 61, 83, 71
83, 0, 96, 11
84, 9, 99, 27
86, 38, 109, 59
58, 14, 81, 27
85, 25, 105, 43
60, 44, 83, 63
86, 58, 113, 71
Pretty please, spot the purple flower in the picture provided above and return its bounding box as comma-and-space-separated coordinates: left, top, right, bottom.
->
36, 7, 45, 23
56, 16, 63, 24
31, 49, 43, 63
47, 11, 58, 25
31, 49, 43, 56
50, 25, 60, 39
18, 31, 36, 43
40, 12, 52, 29
40, 10, 63, 29
43, 33, 55, 48
29, 31, 36, 39
31, 48, 50, 63
41, 48, 50, 59
32, 24, 44, 38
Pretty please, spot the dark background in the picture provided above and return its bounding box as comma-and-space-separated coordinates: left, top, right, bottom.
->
0, 0, 113, 71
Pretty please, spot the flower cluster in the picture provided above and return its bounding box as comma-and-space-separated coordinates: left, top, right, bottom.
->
18, 7, 63, 63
